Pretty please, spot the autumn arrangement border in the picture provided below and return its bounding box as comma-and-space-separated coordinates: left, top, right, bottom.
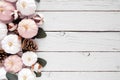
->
0, 0, 47, 80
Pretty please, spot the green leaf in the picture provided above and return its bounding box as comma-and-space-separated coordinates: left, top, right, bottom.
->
6, 72, 18, 80
35, 0, 40, 3
34, 72, 42, 77
37, 58, 47, 67
35, 28, 47, 39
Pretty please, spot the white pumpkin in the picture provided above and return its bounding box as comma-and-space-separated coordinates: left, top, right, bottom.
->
18, 68, 36, 80
16, 0, 37, 16
0, 22, 8, 40
1, 34, 21, 54
22, 51, 37, 66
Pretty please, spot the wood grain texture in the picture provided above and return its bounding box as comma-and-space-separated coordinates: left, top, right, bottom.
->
36, 32, 120, 51
38, 52, 120, 71
37, 72, 120, 80
37, 0, 120, 10
39, 12, 120, 31
36, 0, 120, 80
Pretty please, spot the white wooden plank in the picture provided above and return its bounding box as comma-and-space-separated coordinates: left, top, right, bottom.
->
39, 12, 120, 31
37, 72, 120, 80
36, 32, 120, 51
37, 52, 120, 71
37, 0, 120, 10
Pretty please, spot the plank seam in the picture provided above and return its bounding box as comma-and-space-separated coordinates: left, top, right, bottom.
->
42, 71, 120, 72
36, 51, 120, 52
36, 10, 120, 12
45, 31, 120, 32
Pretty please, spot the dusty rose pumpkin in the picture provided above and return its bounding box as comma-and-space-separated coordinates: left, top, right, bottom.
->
17, 19, 38, 38
0, 1, 15, 23
4, 55, 23, 73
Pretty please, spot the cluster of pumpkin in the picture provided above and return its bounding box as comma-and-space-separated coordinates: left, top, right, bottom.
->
0, 0, 47, 80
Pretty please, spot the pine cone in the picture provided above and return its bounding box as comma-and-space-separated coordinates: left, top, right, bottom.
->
0, 50, 8, 63
22, 39, 38, 51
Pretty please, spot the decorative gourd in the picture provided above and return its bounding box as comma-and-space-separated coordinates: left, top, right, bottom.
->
18, 68, 36, 80
0, 1, 15, 23
4, 55, 23, 73
17, 19, 38, 38
16, 0, 36, 16
1, 34, 21, 54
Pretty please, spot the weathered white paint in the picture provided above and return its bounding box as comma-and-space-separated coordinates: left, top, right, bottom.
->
38, 12, 120, 31
37, 0, 120, 10
36, 32, 120, 51
37, 0, 120, 80
37, 72, 120, 80
37, 52, 120, 71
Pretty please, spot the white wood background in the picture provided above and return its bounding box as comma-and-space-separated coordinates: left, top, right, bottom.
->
36, 0, 120, 80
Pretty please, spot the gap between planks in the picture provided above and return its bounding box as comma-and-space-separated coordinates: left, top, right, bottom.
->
37, 51, 120, 53
41, 71, 120, 72
36, 10, 120, 12
37, 72, 120, 80
45, 31, 120, 32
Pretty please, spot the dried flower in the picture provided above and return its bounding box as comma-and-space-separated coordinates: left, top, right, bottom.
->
18, 19, 38, 38
31, 63, 42, 73
1, 34, 21, 54
22, 51, 37, 66
11, 10, 20, 20
4, 55, 23, 73
32, 14, 44, 26
8, 22, 17, 31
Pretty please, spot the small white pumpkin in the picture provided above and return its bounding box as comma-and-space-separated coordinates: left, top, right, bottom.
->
18, 68, 36, 80
1, 34, 21, 54
0, 22, 8, 40
16, 0, 37, 16
22, 51, 37, 66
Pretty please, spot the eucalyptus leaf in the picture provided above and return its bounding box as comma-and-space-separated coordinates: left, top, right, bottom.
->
34, 72, 42, 77
6, 72, 18, 80
37, 58, 47, 67
35, 28, 47, 39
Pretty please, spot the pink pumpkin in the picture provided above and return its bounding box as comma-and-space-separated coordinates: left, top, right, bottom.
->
18, 19, 38, 38
0, 1, 15, 23
4, 55, 23, 73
